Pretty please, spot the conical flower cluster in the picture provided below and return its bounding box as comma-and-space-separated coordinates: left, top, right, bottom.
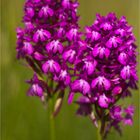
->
16, 0, 138, 138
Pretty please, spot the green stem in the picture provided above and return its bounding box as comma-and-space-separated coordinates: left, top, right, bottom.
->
48, 75, 56, 140
97, 120, 105, 140
97, 121, 103, 140
49, 99, 56, 140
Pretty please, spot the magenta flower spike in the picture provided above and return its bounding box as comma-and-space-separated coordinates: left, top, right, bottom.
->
16, 1, 138, 139
16, 0, 81, 118
70, 13, 138, 139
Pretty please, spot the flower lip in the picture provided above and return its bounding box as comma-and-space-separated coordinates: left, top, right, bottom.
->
46, 40, 63, 54
92, 45, 110, 59
62, 49, 76, 63
62, 0, 71, 8
100, 22, 112, 30
39, 5, 54, 18
66, 28, 78, 41
124, 105, 134, 117
118, 52, 128, 65
33, 29, 51, 42
83, 59, 97, 75
120, 65, 131, 80
76, 96, 91, 104
71, 79, 90, 95
112, 86, 122, 95
57, 70, 71, 85
22, 41, 34, 55
98, 94, 110, 108
42, 60, 61, 74
91, 76, 111, 90
25, 7, 34, 18
106, 36, 122, 48
110, 106, 123, 120
86, 28, 101, 41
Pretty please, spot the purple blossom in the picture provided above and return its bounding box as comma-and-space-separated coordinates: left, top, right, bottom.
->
118, 52, 128, 65
39, 6, 54, 18
123, 116, 133, 126
66, 28, 79, 41
57, 27, 65, 38
16, 27, 24, 39
110, 106, 123, 121
42, 60, 61, 74
76, 96, 92, 116
71, 79, 90, 95
85, 27, 101, 41
69, 13, 138, 137
33, 29, 51, 42
62, 49, 76, 63
98, 94, 110, 108
92, 45, 110, 59
123, 106, 134, 126
54, 70, 71, 86
46, 40, 63, 54
62, 0, 70, 9
124, 106, 134, 117
22, 42, 34, 55
25, 7, 34, 18
112, 86, 122, 95
91, 76, 111, 90
25, 22, 34, 30
27, 74, 44, 99
33, 0, 41, 3
16, 0, 80, 109
33, 52, 44, 61
83, 60, 97, 75
100, 22, 112, 30
106, 36, 122, 48
120, 65, 138, 80
29, 84, 43, 97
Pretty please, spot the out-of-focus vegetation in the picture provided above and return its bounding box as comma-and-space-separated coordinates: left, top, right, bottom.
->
1, 0, 139, 140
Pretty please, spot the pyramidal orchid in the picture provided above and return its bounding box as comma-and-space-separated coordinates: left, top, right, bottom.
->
69, 13, 138, 139
16, 1, 138, 140
16, 0, 81, 113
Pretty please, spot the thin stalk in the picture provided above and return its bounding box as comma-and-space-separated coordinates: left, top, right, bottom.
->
48, 99, 56, 140
48, 77, 56, 140
97, 120, 103, 140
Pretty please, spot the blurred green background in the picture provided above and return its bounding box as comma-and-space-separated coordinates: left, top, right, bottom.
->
1, 0, 139, 140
